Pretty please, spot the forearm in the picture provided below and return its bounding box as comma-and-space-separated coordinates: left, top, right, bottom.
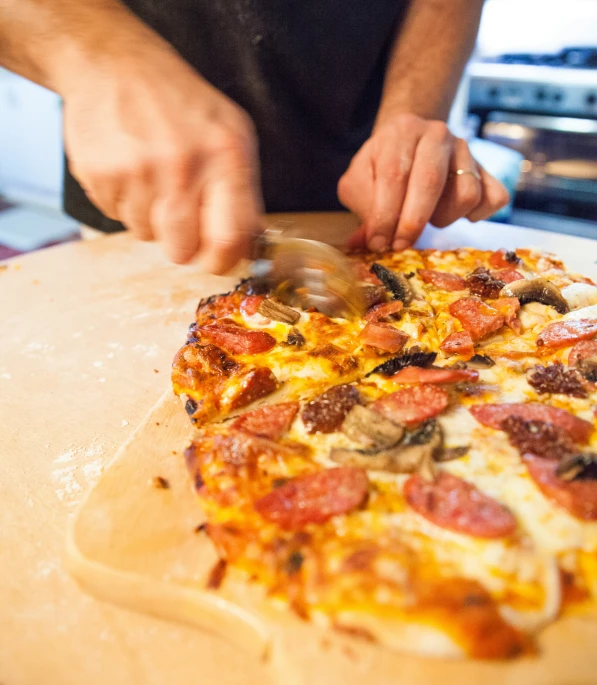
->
0, 0, 170, 94
375, 0, 483, 127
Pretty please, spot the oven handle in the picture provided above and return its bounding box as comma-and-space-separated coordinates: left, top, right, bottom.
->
488, 111, 597, 135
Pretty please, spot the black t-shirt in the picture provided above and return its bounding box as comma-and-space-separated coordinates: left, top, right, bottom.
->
64, 0, 409, 232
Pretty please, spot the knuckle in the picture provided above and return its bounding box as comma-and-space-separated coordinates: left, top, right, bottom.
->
427, 120, 450, 140
458, 181, 482, 208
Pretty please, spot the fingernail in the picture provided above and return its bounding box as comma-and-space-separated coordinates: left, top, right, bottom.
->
368, 235, 387, 253
392, 238, 411, 252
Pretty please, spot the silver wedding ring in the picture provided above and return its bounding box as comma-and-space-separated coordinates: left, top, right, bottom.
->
451, 168, 482, 182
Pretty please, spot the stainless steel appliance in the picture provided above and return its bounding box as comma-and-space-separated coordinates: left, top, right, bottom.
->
468, 48, 597, 236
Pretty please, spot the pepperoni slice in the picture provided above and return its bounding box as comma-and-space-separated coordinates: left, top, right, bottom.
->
390, 366, 479, 384
372, 384, 449, 425
488, 249, 521, 270
536, 319, 597, 350
568, 340, 597, 367
492, 297, 522, 334
199, 322, 276, 355
417, 269, 467, 292
231, 402, 299, 440
240, 295, 266, 317
490, 268, 524, 284
365, 300, 403, 323
254, 466, 369, 529
359, 322, 409, 353
404, 471, 517, 538
469, 402, 593, 444
302, 384, 361, 434
440, 331, 475, 359
524, 455, 597, 521
229, 367, 279, 410
449, 297, 505, 341
353, 260, 382, 285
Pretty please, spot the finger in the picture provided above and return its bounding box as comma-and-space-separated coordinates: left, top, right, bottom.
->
430, 138, 482, 228
346, 224, 367, 252
151, 190, 203, 264
466, 166, 510, 222
393, 123, 452, 249
117, 169, 155, 241
365, 134, 420, 252
337, 149, 375, 222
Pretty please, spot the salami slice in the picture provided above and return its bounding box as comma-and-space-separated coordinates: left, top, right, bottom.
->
254, 466, 369, 529
240, 295, 266, 317
229, 367, 279, 410
372, 384, 449, 425
568, 340, 597, 367
390, 366, 479, 384
199, 322, 276, 355
524, 454, 597, 521
359, 322, 409, 353
469, 402, 593, 444
449, 297, 505, 341
404, 471, 517, 538
365, 300, 403, 323
536, 319, 597, 350
440, 331, 475, 358
488, 249, 521, 270
490, 268, 524, 284
301, 384, 361, 434
492, 297, 521, 334
417, 269, 466, 292
231, 402, 299, 440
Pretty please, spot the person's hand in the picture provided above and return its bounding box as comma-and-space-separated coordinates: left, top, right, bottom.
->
337, 114, 510, 252
61, 41, 263, 272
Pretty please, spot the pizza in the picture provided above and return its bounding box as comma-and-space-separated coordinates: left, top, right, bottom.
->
172, 246, 597, 659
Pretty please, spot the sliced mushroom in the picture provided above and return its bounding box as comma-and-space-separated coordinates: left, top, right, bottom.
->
500, 278, 570, 314
330, 419, 442, 480
577, 356, 597, 383
370, 263, 413, 305
467, 354, 495, 369
435, 445, 470, 462
367, 349, 437, 377
341, 405, 405, 451
556, 453, 597, 481
257, 298, 301, 324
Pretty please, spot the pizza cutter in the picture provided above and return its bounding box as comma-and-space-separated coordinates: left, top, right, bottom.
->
251, 221, 365, 320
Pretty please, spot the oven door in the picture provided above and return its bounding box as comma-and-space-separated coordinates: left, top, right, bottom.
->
481, 112, 597, 222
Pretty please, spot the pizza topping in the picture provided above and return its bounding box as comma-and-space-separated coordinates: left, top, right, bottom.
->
199, 322, 277, 355
390, 366, 479, 384
229, 367, 278, 410
365, 300, 403, 323
417, 268, 466, 292
341, 405, 405, 451
404, 471, 517, 538
231, 402, 299, 440
500, 278, 570, 314
237, 277, 269, 296
449, 297, 505, 341
435, 445, 470, 462
367, 349, 437, 377
359, 322, 409, 353
500, 415, 576, 460
556, 452, 597, 482
492, 297, 522, 334
568, 340, 597, 382
524, 454, 597, 521
331, 419, 441, 479
353, 260, 382, 285
372, 384, 449, 426
561, 282, 597, 310
536, 319, 597, 349
362, 284, 387, 309
490, 268, 525, 284
282, 327, 306, 348
467, 353, 495, 369
466, 267, 506, 299
439, 331, 475, 359
370, 263, 413, 304
488, 249, 521, 269
257, 299, 301, 325
470, 402, 593, 443
526, 362, 588, 398
240, 295, 266, 317
254, 466, 369, 529
301, 384, 361, 434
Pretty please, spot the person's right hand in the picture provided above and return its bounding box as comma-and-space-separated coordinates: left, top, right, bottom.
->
61, 40, 263, 273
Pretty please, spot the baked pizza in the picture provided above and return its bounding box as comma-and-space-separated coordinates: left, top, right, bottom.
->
172, 246, 597, 659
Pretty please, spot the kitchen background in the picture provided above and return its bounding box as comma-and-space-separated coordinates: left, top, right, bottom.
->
0, 0, 595, 259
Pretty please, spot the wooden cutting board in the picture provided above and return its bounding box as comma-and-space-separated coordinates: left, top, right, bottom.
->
66, 377, 597, 682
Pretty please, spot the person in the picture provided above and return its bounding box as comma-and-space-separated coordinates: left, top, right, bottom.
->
0, 0, 509, 273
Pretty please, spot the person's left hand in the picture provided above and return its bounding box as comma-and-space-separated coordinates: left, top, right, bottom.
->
337, 114, 510, 252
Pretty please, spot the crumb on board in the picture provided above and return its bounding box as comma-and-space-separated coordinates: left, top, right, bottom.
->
206, 558, 227, 590
155, 422, 160, 426
151, 476, 170, 489
153, 369, 159, 373
172, 450, 177, 455
194, 523, 207, 534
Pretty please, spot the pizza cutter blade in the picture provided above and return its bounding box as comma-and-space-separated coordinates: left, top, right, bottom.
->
251, 223, 365, 320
